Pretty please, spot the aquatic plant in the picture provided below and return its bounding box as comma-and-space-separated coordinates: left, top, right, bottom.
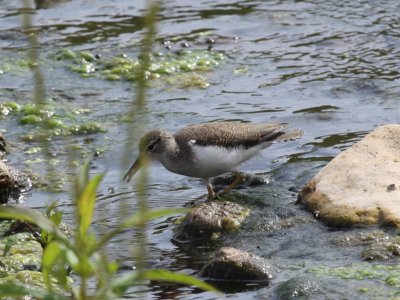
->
0, 0, 218, 298
0, 163, 216, 299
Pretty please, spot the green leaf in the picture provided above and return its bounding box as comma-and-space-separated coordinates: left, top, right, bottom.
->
110, 272, 140, 295
0, 206, 70, 246
143, 270, 219, 292
110, 270, 218, 296
42, 241, 62, 289
122, 208, 188, 228
77, 173, 104, 237
0, 282, 67, 300
50, 211, 63, 225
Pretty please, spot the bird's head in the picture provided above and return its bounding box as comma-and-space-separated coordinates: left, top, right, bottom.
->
123, 129, 172, 182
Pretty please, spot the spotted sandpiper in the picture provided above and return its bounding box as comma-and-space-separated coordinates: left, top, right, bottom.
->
124, 122, 302, 198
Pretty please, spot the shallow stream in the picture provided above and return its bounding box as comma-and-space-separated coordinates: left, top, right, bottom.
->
1, 0, 400, 298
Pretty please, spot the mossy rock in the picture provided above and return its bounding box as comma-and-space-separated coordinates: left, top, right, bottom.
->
173, 200, 250, 242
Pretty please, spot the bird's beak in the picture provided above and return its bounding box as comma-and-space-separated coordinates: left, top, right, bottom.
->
123, 157, 141, 182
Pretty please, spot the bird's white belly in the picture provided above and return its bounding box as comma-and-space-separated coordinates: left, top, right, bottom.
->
188, 145, 260, 178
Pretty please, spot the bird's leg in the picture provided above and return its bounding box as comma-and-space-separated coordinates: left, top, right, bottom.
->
220, 171, 244, 195
203, 179, 215, 199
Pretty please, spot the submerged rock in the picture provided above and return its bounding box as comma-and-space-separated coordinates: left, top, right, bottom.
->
173, 201, 250, 242
200, 247, 273, 281
361, 236, 400, 261
298, 124, 400, 228
212, 172, 267, 190
273, 276, 321, 299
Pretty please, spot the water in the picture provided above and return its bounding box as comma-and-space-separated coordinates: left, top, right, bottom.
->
1, 0, 400, 298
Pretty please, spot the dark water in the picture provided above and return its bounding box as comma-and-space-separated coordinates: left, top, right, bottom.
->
1, 0, 400, 299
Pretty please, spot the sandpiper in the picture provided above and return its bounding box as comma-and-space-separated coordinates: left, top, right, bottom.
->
124, 122, 302, 198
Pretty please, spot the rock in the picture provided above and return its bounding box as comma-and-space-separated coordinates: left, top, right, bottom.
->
173, 201, 250, 242
212, 172, 267, 190
0, 220, 72, 293
361, 236, 400, 261
0, 160, 15, 203
273, 276, 321, 299
0, 232, 43, 274
200, 247, 273, 281
298, 124, 400, 228
0, 160, 31, 204
0, 133, 6, 158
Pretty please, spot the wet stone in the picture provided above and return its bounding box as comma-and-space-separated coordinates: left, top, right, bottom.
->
212, 172, 267, 190
273, 276, 321, 299
361, 236, 400, 261
0, 232, 43, 275
0, 160, 15, 203
200, 247, 273, 282
0, 133, 6, 158
330, 230, 389, 247
173, 201, 250, 242
298, 124, 400, 228
0, 160, 31, 204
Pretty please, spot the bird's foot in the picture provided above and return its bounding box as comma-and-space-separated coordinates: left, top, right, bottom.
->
218, 172, 245, 196
206, 181, 216, 200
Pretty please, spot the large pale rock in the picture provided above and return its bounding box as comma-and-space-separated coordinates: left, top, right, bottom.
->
298, 124, 400, 228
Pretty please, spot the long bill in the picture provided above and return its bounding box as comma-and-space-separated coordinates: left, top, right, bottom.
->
123, 158, 141, 182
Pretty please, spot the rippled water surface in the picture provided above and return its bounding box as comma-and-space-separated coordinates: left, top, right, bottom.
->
1, 0, 400, 299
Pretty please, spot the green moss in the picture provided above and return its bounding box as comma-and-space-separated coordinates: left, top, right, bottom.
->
45, 118, 65, 129
0, 101, 21, 116
166, 74, 209, 89
106, 74, 120, 81
4, 102, 21, 111
78, 51, 95, 62
386, 276, 400, 286
54, 49, 225, 88
54, 49, 77, 60
68, 121, 107, 135
221, 217, 240, 231
22, 103, 41, 116
20, 115, 43, 125
210, 232, 221, 240
309, 263, 400, 289
22, 103, 55, 118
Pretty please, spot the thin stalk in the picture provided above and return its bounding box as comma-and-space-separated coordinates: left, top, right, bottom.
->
21, 0, 56, 189
124, 0, 162, 284
21, 0, 45, 104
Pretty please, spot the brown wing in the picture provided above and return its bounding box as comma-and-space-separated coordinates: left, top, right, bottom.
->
174, 122, 287, 149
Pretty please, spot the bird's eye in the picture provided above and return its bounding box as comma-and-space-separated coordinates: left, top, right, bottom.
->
147, 143, 156, 152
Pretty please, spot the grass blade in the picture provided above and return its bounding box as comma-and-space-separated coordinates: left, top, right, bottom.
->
0, 206, 70, 246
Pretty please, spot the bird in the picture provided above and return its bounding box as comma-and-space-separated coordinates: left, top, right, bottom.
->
123, 121, 302, 198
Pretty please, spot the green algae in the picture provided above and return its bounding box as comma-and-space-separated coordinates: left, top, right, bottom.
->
0, 218, 72, 295
20, 115, 43, 125
309, 263, 400, 288
0, 102, 21, 117
55, 48, 225, 88
165, 73, 209, 89
0, 100, 107, 141
0, 232, 42, 277
68, 121, 106, 135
